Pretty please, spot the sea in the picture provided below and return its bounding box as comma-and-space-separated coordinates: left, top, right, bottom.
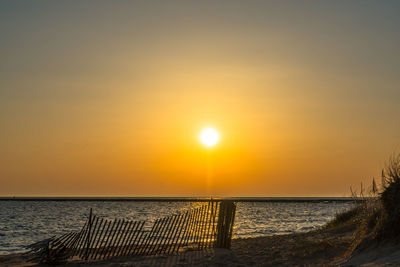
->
0, 198, 354, 255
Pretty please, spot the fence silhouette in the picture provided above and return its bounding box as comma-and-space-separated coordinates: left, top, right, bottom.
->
27, 200, 236, 264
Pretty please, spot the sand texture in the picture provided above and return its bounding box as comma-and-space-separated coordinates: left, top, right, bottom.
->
2, 226, 400, 266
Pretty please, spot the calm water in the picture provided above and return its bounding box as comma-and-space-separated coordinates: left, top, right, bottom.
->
0, 200, 353, 255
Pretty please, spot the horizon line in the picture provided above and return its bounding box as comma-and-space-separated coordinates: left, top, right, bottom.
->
0, 196, 359, 202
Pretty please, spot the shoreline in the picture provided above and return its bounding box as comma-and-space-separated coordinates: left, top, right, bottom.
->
2, 226, 399, 266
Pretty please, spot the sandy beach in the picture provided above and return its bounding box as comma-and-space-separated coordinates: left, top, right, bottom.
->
2, 223, 400, 267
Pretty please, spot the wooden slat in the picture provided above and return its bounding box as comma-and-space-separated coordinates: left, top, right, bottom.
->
148, 217, 165, 255
211, 201, 219, 247
155, 215, 173, 254
179, 209, 191, 248
213, 202, 220, 247
98, 219, 117, 258
73, 219, 88, 255
117, 221, 134, 257
180, 207, 195, 248
64, 232, 79, 249
65, 232, 81, 259
127, 221, 145, 255
50, 232, 76, 260
187, 207, 199, 246
49, 232, 73, 262
48, 233, 72, 262
171, 215, 185, 253
76, 221, 90, 258
105, 219, 122, 258
84, 209, 94, 260
86, 216, 99, 259
201, 203, 209, 246
188, 206, 198, 245
50, 233, 70, 248
147, 217, 167, 255
199, 203, 207, 249
110, 219, 126, 258
126, 221, 142, 255
93, 219, 111, 260
78, 216, 92, 258
200, 203, 209, 248
196, 205, 205, 245
205, 202, 213, 248
187, 208, 198, 246
139, 219, 159, 255
165, 214, 184, 254
159, 214, 179, 254
130, 221, 146, 255
168, 210, 189, 254
194, 205, 205, 247
50, 232, 72, 250
139, 219, 158, 255
111, 220, 129, 258
120, 221, 139, 256
148, 218, 164, 253
156, 217, 172, 254
88, 218, 106, 259
61, 232, 80, 258
91, 218, 107, 259
171, 212, 186, 252
68, 232, 83, 256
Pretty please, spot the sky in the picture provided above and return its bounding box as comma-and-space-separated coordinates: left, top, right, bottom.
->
1, 1, 399, 197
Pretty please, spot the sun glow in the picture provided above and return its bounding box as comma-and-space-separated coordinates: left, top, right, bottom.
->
199, 128, 220, 147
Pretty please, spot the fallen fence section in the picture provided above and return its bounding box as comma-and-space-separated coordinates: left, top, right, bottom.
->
27, 200, 236, 264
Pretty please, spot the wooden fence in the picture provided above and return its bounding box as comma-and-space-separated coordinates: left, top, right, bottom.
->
27, 200, 236, 264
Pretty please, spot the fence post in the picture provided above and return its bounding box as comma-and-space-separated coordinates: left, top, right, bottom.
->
85, 208, 93, 260
215, 200, 236, 249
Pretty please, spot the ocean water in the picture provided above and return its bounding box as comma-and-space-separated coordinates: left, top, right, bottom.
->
0, 200, 353, 255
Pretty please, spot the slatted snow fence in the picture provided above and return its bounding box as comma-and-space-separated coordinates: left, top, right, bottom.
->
27, 200, 236, 264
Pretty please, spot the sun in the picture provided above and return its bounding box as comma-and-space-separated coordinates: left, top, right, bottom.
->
199, 127, 220, 147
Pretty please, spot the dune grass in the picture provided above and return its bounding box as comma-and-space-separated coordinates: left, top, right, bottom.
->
327, 153, 400, 254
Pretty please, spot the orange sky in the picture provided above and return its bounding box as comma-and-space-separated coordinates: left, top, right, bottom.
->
1, 1, 400, 196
